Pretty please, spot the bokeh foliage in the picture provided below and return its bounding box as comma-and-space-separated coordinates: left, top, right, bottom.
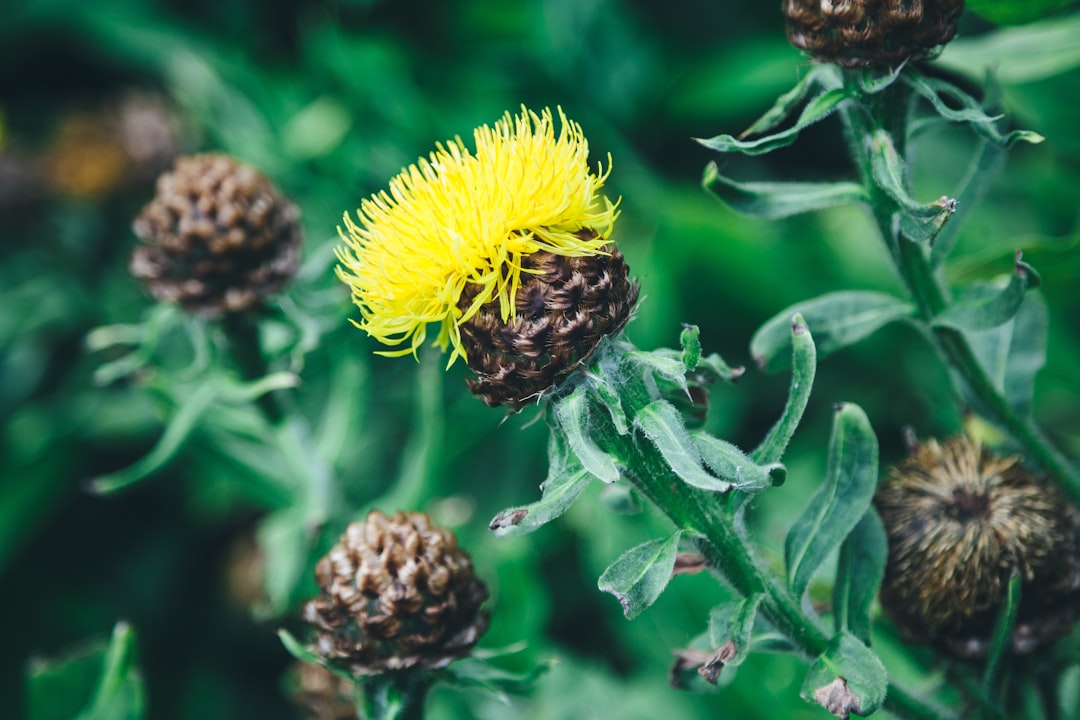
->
2, 1, 1079, 718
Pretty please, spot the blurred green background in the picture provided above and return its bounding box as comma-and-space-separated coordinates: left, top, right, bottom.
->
2, 1, 1079, 718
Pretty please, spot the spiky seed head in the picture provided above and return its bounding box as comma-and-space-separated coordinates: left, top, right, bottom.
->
875, 436, 1080, 659
302, 510, 489, 676
782, 0, 966, 68
130, 153, 301, 316
458, 239, 638, 408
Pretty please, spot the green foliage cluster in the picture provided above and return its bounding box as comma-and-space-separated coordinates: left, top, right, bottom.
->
3, 1, 1080, 719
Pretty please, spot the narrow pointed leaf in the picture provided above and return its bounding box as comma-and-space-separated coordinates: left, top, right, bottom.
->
599, 531, 683, 619
751, 292, 914, 374
903, 72, 1044, 146
634, 401, 730, 492
554, 386, 620, 484
277, 630, 356, 683
1003, 293, 1047, 416
87, 383, 217, 494
938, 13, 1080, 84
740, 64, 838, 138
785, 403, 879, 598
693, 433, 784, 492
833, 509, 887, 643
802, 632, 888, 718
627, 349, 689, 391
704, 164, 867, 219
983, 572, 1022, 702
696, 87, 854, 156
490, 433, 593, 536
708, 593, 765, 668
931, 139, 1008, 265
934, 254, 1039, 331
751, 314, 816, 465
441, 656, 556, 703
76, 622, 146, 720
869, 130, 957, 242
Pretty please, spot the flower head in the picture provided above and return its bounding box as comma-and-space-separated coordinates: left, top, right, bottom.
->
875, 436, 1080, 659
783, 0, 965, 68
302, 510, 489, 675
131, 153, 302, 316
335, 106, 619, 366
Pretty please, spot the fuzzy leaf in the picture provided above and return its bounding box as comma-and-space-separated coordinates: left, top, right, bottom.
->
599, 531, 684, 620
934, 254, 1040, 332
696, 87, 854, 156
634, 401, 730, 492
803, 632, 888, 719
692, 433, 784, 491
833, 509, 887, 643
277, 630, 355, 683
708, 593, 765, 669
868, 130, 957, 242
441, 656, 557, 704
751, 292, 914, 374
704, 164, 867, 219
490, 431, 593, 535
938, 13, 1080, 84
785, 403, 879, 599
739, 63, 839, 138
554, 386, 620, 484
680, 324, 702, 371
751, 314, 817, 465
628, 349, 689, 391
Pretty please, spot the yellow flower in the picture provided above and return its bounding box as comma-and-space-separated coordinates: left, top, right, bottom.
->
335, 106, 619, 365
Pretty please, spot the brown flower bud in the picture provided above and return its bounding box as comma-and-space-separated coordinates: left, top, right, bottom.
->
130, 153, 301, 316
303, 511, 489, 675
875, 437, 1080, 659
457, 238, 638, 408
783, 0, 966, 68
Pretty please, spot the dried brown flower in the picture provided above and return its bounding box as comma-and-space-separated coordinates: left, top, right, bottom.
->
457, 239, 638, 408
130, 153, 301, 316
303, 511, 489, 676
875, 436, 1080, 658
783, 0, 966, 68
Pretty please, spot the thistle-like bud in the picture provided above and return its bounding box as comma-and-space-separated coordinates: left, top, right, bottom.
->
303, 511, 489, 676
783, 0, 966, 68
130, 153, 301, 316
875, 437, 1080, 658
458, 240, 638, 408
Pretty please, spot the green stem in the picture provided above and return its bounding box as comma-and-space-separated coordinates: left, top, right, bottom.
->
361, 672, 431, 720
837, 98, 1080, 503
222, 312, 284, 424
617, 428, 954, 720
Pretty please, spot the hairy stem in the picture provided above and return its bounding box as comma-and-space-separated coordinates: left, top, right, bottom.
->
837, 96, 1080, 503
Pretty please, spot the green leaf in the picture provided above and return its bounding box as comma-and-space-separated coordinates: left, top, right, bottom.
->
934, 254, 1040, 332
277, 629, 356, 683
27, 642, 105, 720
627, 349, 689, 391
634, 401, 730, 492
868, 130, 958, 242
679, 324, 702, 371
903, 72, 1044, 146
930, 139, 1008, 265
692, 433, 785, 492
598, 531, 684, 620
87, 383, 218, 494
751, 292, 914, 374
983, 572, 1022, 704
704, 164, 867, 219
938, 12, 1080, 82
802, 632, 888, 718
490, 432, 593, 536
696, 86, 854, 156
74, 622, 145, 720
751, 314, 817, 465
738, 64, 841, 138
257, 507, 312, 616
282, 95, 352, 160
785, 404, 879, 599
1003, 293, 1048, 416
833, 509, 887, 643
554, 386, 620, 484
440, 656, 557, 704
708, 593, 765, 669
